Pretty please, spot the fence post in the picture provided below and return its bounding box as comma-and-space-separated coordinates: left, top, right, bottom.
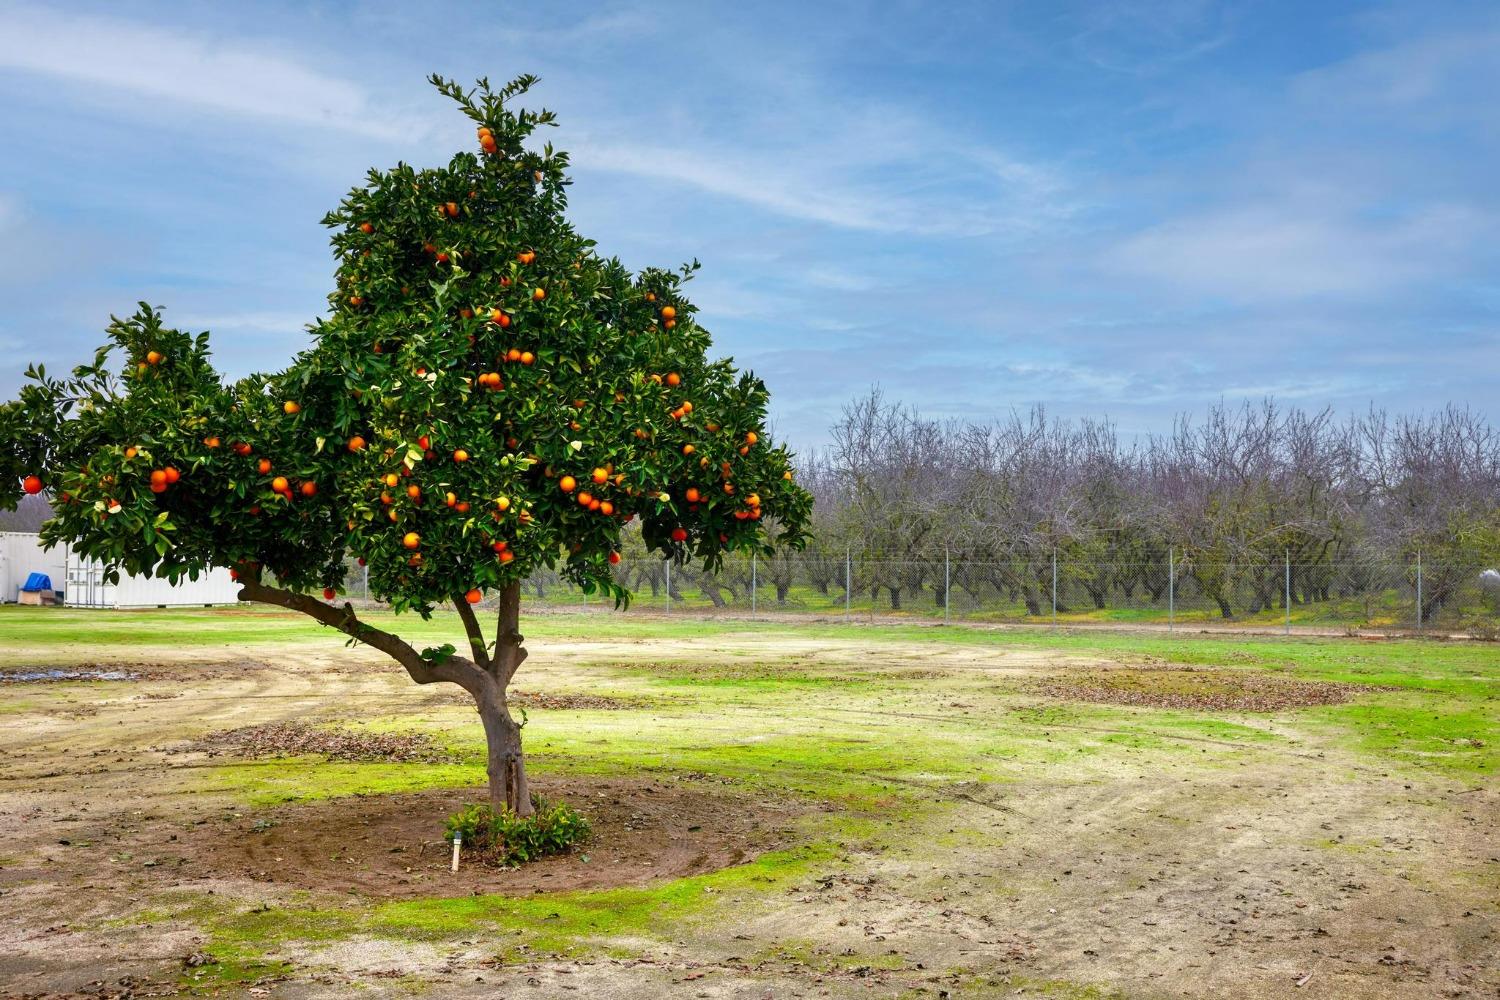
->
1051, 546, 1058, 631
1416, 550, 1422, 632
362, 561, 369, 605
845, 546, 852, 620
944, 547, 951, 625
751, 552, 757, 617
1284, 547, 1291, 635
1168, 546, 1175, 632
665, 561, 671, 613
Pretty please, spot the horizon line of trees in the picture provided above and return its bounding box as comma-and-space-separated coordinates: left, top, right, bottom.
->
774, 390, 1500, 621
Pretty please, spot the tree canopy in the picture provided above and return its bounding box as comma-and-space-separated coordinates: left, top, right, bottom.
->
0, 74, 812, 614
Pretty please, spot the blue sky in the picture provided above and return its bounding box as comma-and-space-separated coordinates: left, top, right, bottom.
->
1, 0, 1496, 450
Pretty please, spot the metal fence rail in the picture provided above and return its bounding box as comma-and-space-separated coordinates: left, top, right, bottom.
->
341, 552, 1500, 635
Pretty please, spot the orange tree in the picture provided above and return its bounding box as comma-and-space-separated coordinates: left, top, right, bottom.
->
0, 74, 812, 814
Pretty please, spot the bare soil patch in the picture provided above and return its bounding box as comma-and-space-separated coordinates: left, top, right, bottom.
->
168, 776, 805, 898
1035, 665, 1383, 711
173, 721, 453, 763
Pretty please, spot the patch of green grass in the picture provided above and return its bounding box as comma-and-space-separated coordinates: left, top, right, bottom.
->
194, 760, 484, 806
1306, 699, 1496, 776
164, 838, 840, 971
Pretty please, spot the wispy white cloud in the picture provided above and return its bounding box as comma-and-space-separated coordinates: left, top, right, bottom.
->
1104, 201, 1488, 302
0, 2, 423, 141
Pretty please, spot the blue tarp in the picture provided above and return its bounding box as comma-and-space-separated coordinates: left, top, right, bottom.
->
21, 573, 52, 592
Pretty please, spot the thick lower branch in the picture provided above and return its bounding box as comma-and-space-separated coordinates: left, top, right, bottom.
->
237, 576, 484, 693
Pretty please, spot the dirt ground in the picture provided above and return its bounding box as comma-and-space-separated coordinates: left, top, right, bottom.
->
0, 622, 1494, 999
171, 778, 805, 899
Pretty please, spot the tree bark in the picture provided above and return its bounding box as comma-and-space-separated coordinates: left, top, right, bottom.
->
476, 679, 531, 815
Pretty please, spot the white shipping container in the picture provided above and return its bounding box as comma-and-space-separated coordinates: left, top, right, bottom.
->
0, 532, 239, 608
0, 531, 67, 603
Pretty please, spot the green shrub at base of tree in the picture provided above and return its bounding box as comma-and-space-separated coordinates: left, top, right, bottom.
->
446, 798, 592, 867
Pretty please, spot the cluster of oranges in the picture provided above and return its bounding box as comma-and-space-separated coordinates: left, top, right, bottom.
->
478, 125, 498, 155
147, 466, 181, 495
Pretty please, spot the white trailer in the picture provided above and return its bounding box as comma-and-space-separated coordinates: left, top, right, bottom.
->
0, 531, 240, 608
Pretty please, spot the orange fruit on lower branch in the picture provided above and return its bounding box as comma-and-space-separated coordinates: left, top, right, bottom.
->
685, 487, 700, 503
670, 527, 688, 542
348, 435, 366, 452
499, 549, 515, 563
609, 551, 621, 564
21, 475, 42, 495
402, 532, 421, 550
559, 475, 576, 493
453, 449, 469, 462
283, 401, 300, 415
666, 372, 681, 387
533, 287, 545, 301
270, 476, 289, 493
591, 467, 608, 485
150, 469, 167, 487
300, 481, 317, 497
323, 587, 336, 600
164, 467, 180, 484
465, 588, 482, 604
745, 431, 758, 445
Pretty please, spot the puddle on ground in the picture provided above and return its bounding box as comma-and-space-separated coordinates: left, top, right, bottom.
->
0, 669, 139, 683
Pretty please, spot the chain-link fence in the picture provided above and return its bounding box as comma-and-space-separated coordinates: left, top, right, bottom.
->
339, 551, 1500, 636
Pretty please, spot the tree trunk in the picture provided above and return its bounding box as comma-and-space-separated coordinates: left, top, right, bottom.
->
476, 681, 531, 815
482, 583, 533, 815
776, 582, 789, 604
